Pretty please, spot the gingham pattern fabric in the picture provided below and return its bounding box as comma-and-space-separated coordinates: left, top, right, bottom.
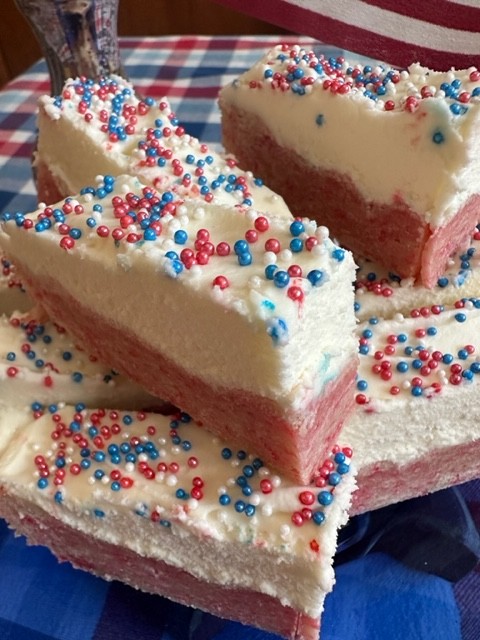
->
0, 36, 479, 640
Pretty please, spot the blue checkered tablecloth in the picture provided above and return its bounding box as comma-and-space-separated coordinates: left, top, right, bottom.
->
0, 35, 479, 640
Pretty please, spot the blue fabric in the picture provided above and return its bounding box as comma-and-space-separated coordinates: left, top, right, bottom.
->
322, 553, 462, 640
0, 515, 471, 640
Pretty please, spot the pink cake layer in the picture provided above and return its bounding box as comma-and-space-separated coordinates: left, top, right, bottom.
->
0, 492, 321, 640
35, 158, 66, 206
351, 437, 480, 515
221, 105, 480, 288
17, 263, 357, 485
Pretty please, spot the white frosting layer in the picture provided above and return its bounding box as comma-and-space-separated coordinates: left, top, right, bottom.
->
355, 226, 480, 321
0, 404, 355, 617
37, 75, 291, 217
344, 299, 480, 469
0, 174, 357, 409
0, 314, 158, 437
219, 44, 480, 228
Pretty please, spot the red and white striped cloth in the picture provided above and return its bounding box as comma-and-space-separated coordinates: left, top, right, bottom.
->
212, 0, 480, 70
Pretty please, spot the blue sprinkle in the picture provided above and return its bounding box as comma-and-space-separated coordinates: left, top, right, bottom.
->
357, 379, 368, 391
289, 220, 305, 237
289, 238, 303, 252
450, 103, 468, 116
318, 491, 334, 506
328, 472, 341, 486
219, 494, 231, 506
313, 511, 326, 525
455, 313, 467, 323
315, 114, 325, 126
267, 317, 289, 344
273, 270, 290, 288
243, 465, 255, 478
174, 229, 188, 245
437, 277, 449, 288
144, 229, 157, 241
252, 458, 263, 470
432, 130, 444, 144
234, 239, 249, 255
69, 228, 82, 239
238, 252, 252, 266
307, 269, 324, 287
265, 264, 277, 280
332, 248, 345, 261
234, 500, 246, 513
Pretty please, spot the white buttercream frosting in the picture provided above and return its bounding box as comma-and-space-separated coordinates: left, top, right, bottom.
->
355, 226, 480, 321
219, 44, 480, 228
37, 75, 292, 217
0, 404, 355, 617
0, 174, 357, 408
344, 298, 480, 469
0, 313, 158, 438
